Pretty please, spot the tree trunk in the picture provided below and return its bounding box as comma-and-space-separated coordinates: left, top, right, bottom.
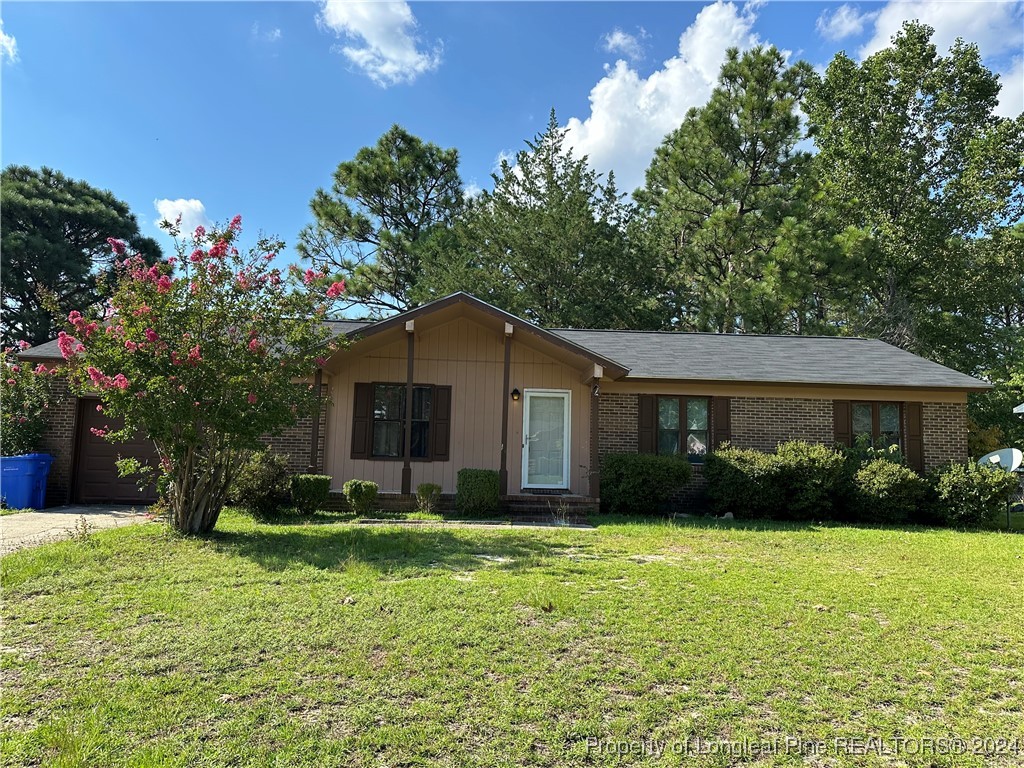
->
169, 446, 237, 534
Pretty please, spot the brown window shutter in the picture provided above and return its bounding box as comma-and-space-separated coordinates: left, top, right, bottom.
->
713, 397, 731, 448
351, 383, 373, 459
905, 402, 924, 472
833, 400, 852, 447
431, 385, 452, 461
638, 394, 656, 454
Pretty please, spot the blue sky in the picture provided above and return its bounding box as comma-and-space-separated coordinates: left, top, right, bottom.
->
2, 1, 1022, 264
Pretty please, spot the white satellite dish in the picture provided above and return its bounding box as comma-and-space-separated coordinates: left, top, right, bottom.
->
978, 448, 1023, 473
1014, 402, 1024, 415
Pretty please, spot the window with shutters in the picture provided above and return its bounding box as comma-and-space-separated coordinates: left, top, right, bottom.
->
656, 396, 709, 461
850, 402, 902, 449
353, 383, 451, 461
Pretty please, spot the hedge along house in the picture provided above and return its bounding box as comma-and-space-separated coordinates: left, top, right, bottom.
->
23, 292, 988, 510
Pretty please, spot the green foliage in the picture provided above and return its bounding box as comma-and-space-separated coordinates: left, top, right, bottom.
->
0, 346, 54, 456
705, 446, 784, 518
806, 22, 1024, 350
600, 453, 693, 515
930, 463, 1019, 528
455, 469, 500, 517
425, 111, 665, 329
636, 47, 832, 334
772, 441, 849, 520
299, 125, 464, 316
230, 451, 291, 517
342, 479, 379, 516
290, 474, 332, 515
61, 215, 343, 534
849, 459, 928, 524
415, 482, 442, 514
0, 165, 162, 346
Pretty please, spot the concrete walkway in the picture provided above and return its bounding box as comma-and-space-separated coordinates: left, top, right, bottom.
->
0, 505, 150, 556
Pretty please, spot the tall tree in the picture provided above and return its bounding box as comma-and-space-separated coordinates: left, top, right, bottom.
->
298, 125, 464, 317
1, 166, 162, 346
806, 21, 1024, 351
424, 111, 665, 329
635, 46, 832, 334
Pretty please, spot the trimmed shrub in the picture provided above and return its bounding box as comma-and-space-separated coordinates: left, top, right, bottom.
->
456, 469, 501, 516
849, 459, 927, 524
342, 479, 379, 516
230, 450, 290, 517
704, 446, 783, 518
930, 463, 1019, 528
773, 441, 848, 520
291, 474, 331, 515
416, 483, 443, 514
600, 453, 693, 515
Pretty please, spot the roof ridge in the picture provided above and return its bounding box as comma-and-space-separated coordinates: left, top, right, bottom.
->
549, 328, 869, 341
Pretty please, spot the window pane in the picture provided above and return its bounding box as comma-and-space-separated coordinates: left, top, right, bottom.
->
411, 421, 430, 458
658, 398, 679, 430
687, 398, 708, 430
852, 403, 872, 437
687, 431, 709, 458
372, 421, 401, 457
374, 385, 404, 421
658, 429, 680, 455
412, 386, 431, 421
879, 403, 900, 447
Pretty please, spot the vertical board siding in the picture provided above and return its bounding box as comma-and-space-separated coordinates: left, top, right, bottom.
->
324, 316, 591, 494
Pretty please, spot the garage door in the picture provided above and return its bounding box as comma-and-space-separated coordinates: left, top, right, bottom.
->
74, 399, 159, 504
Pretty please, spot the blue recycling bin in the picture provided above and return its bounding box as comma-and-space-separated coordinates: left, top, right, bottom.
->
0, 453, 54, 510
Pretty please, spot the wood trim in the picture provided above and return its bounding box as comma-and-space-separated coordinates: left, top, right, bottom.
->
905, 402, 924, 472
338, 292, 630, 379
589, 385, 600, 498
638, 395, 656, 454
604, 380, 972, 403
833, 400, 852, 446
402, 332, 414, 495
500, 334, 511, 495
713, 397, 731, 448
308, 368, 323, 472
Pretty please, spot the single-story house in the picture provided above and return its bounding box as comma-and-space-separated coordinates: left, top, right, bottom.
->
22, 292, 989, 510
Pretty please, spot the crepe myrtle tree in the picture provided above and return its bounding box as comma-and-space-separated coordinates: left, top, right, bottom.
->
58, 215, 346, 534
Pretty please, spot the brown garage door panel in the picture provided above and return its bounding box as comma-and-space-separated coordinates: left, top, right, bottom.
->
75, 399, 159, 504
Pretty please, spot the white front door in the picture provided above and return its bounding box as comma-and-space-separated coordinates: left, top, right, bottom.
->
522, 389, 571, 490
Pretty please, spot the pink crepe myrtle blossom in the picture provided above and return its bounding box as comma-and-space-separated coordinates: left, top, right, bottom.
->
156, 275, 173, 294
248, 338, 262, 354
57, 332, 84, 360
247, 392, 257, 404
229, 215, 242, 231
134, 305, 151, 316
17, 340, 31, 351
187, 345, 202, 364
5, 379, 15, 386
194, 225, 206, 242
96, 404, 104, 412
110, 374, 130, 390
125, 340, 139, 352
144, 328, 160, 343
10, 365, 20, 373
326, 281, 346, 298
315, 356, 327, 367
209, 240, 229, 259
190, 249, 206, 264
33, 364, 49, 375
90, 427, 108, 437
107, 237, 126, 255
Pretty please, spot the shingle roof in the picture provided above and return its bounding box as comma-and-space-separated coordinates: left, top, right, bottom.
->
549, 329, 989, 390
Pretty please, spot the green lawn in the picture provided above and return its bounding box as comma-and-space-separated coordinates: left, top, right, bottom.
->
2, 511, 1022, 767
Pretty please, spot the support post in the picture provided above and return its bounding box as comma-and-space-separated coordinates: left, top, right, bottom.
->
307, 368, 323, 472
499, 324, 513, 495
402, 322, 414, 495
589, 381, 601, 500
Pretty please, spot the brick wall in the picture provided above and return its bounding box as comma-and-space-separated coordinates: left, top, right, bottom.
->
37, 377, 78, 507
730, 397, 835, 451
922, 401, 967, 471
597, 392, 638, 457
257, 385, 328, 474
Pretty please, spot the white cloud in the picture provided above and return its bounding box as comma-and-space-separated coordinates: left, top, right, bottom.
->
492, 149, 516, 174
995, 56, 1024, 117
153, 199, 212, 237
602, 27, 648, 61
859, 0, 1024, 59
563, 1, 760, 192
0, 20, 18, 63
816, 4, 878, 41
251, 22, 282, 44
317, 0, 441, 87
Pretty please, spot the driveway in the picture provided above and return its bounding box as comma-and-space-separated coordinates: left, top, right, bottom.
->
0, 506, 151, 556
